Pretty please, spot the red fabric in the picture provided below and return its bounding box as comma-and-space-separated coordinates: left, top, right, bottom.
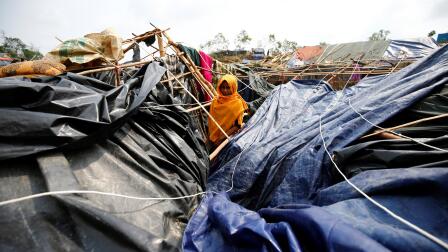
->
199, 51, 213, 101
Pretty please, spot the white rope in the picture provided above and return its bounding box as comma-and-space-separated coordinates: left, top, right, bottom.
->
0, 146, 246, 207
0, 190, 207, 207
225, 147, 244, 193
318, 118, 448, 250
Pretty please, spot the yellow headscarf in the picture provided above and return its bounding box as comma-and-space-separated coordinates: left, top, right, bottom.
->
209, 74, 248, 145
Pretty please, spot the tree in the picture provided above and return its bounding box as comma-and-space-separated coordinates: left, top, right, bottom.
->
200, 33, 230, 52
319, 41, 328, 46
368, 29, 390, 41
267, 34, 280, 55
234, 30, 252, 50
0, 31, 42, 60
279, 39, 298, 53
428, 30, 436, 37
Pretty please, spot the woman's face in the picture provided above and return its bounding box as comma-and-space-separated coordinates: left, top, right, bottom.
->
219, 81, 232, 96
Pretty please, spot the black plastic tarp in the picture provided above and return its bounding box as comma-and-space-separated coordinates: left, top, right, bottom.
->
0, 62, 209, 251
334, 81, 448, 178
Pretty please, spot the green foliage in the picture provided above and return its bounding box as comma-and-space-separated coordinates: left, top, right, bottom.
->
279, 39, 298, 53
267, 34, 280, 54
235, 30, 252, 50
201, 32, 298, 55
428, 30, 436, 37
368, 29, 390, 41
0, 31, 43, 60
266, 34, 298, 54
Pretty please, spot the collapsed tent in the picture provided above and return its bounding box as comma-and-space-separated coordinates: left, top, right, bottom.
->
183, 46, 448, 251
0, 62, 209, 251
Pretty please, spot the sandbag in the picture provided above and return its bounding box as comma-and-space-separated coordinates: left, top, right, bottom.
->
0, 59, 65, 78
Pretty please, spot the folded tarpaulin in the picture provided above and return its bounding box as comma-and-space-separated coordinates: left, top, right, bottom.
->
183, 46, 448, 251
0, 63, 209, 251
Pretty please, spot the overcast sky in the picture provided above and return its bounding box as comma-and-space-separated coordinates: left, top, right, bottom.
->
1, 0, 447, 55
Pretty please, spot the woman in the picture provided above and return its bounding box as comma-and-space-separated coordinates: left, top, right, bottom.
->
208, 74, 248, 147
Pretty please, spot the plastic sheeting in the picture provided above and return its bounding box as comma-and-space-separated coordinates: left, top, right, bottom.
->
183, 46, 448, 251
384, 38, 438, 60
334, 81, 448, 178
0, 62, 164, 160
0, 62, 209, 251
287, 38, 439, 68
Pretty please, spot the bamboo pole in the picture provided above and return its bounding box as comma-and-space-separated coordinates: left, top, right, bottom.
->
209, 138, 229, 160
114, 67, 120, 87
160, 29, 217, 97
186, 102, 212, 112
166, 70, 229, 139
160, 71, 192, 83
77, 59, 154, 75
361, 113, 448, 139
157, 33, 166, 57
177, 50, 216, 97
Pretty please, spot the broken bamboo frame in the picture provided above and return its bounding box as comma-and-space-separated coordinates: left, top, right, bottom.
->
166, 70, 228, 140
160, 71, 193, 83
159, 29, 217, 97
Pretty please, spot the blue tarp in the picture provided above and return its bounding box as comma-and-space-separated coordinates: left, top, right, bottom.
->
183, 45, 448, 251
437, 33, 448, 44
385, 38, 438, 60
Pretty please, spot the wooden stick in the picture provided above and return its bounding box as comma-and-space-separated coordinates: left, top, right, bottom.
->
186, 102, 212, 112
77, 59, 153, 75
160, 29, 217, 97
176, 49, 216, 97
209, 138, 229, 160
167, 70, 229, 139
114, 67, 120, 86
361, 113, 448, 139
160, 71, 192, 83
157, 33, 165, 57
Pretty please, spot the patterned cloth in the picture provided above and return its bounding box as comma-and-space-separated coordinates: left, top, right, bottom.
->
45, 28, 123, 70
